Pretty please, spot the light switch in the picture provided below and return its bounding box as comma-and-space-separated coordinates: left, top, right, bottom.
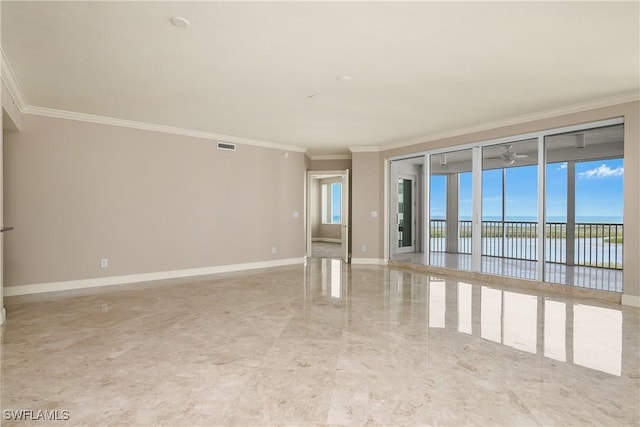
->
371, 211, 378, 218
293, 211, 299, 218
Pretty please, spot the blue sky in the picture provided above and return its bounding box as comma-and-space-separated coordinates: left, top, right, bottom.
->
331, 183, 342, 222
430, 158, 624, 221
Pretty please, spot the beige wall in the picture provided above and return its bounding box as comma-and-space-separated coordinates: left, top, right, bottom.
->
3, 114, 305, 287
308, 158, 351, 171
351, 152, 382, 259
378, 101, 640, 300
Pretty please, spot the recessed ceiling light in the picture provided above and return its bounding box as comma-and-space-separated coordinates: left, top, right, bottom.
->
338, 75, 352, 82
170, 16, 190, 28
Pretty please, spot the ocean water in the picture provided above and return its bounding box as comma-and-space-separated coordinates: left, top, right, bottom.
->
446, 215, 625, 224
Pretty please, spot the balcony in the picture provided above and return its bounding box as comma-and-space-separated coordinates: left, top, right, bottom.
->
390, 122, 625, 294
420, 219, 623, 292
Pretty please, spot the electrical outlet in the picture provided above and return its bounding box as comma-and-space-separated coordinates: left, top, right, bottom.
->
100, 258, 108, 268
272, 246, 277, 254
371, 211, 378, 218
361, 245, 367, 253
293, 211, 299, 218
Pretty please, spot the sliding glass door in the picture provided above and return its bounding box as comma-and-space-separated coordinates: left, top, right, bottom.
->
429, 149, 473, 271
412, 118, 625, 292
481, 139, 539, 280
544, 124, 624, 291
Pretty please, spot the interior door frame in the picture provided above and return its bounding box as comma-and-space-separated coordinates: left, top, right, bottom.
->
388, 157, 425, 258
306, 170, 350, 263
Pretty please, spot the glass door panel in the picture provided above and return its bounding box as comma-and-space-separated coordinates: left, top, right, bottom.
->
544, 124, 624, 291
429, 149, 473, 271
481, 139, 539, 279
389, 157, 424, 258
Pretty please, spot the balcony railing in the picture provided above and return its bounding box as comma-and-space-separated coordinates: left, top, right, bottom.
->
430, 219, 623, 270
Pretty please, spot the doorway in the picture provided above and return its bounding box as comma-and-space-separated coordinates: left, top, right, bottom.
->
389, 157, 423, 257
306, 170, 350, 263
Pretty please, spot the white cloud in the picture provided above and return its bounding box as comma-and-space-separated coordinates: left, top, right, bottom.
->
558, 162, 567, 170
578, 164, 624, 179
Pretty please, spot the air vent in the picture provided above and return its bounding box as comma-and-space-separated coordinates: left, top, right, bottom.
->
217, 142, 236, 151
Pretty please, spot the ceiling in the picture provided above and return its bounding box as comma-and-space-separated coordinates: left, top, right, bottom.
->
2, 2, 639, 155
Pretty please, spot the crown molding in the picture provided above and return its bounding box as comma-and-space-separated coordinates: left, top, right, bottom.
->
1, 47, 28, 111
4, 41, 637, 156
381, 91, 640, 152
1, 45, 305, 153
309, 154, 352, 160
22, 105, 308, 153
349, 146, 380, 153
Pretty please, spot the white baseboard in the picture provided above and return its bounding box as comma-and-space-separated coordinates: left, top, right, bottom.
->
351, 258, 388, 266
621, 294, 640, 308
4, 257, 305, 297
312, 238, 342, 244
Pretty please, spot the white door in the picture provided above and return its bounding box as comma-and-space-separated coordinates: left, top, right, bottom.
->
341, 171, 349, 263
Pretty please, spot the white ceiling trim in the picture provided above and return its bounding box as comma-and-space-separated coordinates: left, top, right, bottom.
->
21, 105, 307, 153
349, 146, 380, 153
1, 47, 27, 111
380, 91, 640, 153
310, 154, 352, 160
2, 47, 306, 153
3, 43, 637, 157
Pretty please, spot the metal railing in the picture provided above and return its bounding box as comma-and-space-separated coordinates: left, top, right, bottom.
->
430, 220, 623, 270
459, 221, 472, 254
571, 223, 623, 269
430, 219, 446, 252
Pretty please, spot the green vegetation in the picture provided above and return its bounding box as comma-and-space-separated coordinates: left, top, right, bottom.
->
605, 236, 624, 244
430, 221, 623, 242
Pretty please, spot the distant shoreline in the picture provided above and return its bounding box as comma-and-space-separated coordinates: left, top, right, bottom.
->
433, 216, 624, 224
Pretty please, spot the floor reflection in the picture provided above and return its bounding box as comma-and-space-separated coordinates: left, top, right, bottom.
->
544, 299, 567, 362
2, 262, 636, 426
305, 261, 625, 377
385, 269, 624, 377
392, 251, 623, 291
305, 258, 350, 302
573, 304, 622, 376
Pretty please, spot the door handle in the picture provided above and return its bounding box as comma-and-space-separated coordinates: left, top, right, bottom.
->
0, 227, 14, 233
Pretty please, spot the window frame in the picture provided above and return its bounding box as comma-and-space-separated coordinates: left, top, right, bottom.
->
321, 182, 342, 225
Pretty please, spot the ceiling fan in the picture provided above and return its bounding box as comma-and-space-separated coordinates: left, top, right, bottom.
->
487, 145, 529, 165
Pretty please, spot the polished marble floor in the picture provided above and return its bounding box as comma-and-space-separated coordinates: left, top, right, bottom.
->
1, 260, 638, 426
392, 252, 623, 292
311, 241, 342, 259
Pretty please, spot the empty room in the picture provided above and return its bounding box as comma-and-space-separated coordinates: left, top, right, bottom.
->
1, 1, 639, 426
